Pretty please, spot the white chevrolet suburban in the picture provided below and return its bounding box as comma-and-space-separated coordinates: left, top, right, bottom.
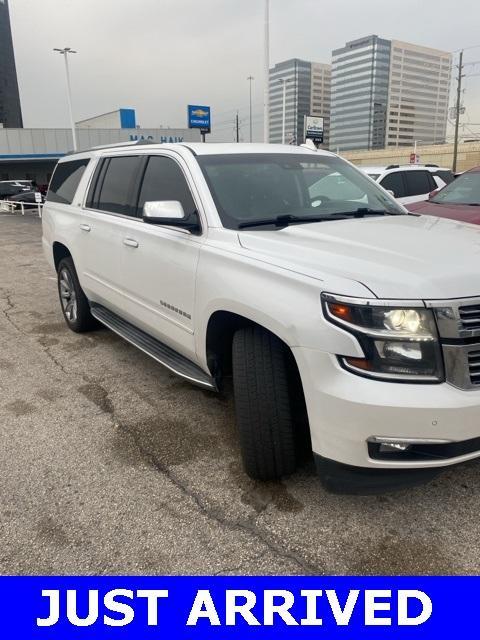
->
42, 142, 480, 493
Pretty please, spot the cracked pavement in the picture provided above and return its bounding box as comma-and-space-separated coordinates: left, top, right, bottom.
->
1, 213, 480, 575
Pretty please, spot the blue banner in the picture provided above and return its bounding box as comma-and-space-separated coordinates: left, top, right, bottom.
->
0, 576, 475, 638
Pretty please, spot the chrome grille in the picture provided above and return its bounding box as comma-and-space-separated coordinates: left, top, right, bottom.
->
459, 305, 480, 332
468, 350, 480, 386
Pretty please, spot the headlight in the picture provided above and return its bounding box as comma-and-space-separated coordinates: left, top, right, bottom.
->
322, 293, 444, 382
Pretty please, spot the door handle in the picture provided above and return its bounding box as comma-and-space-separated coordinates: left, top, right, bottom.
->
79, 223, 91, 232
123, 238, 139, 248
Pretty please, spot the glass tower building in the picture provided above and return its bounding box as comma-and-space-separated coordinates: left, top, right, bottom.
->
330, 35, 451, 152
0, 0, 23, 128
330, 35, 391, 152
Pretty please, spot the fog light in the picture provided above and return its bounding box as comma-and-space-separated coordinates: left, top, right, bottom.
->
378, 441, 412, 454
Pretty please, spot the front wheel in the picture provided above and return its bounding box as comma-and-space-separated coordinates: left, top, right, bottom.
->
232, 325, 306, 480
57, 257, 96, 333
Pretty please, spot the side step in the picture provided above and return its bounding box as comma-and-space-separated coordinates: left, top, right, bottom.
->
90, 304, 217, 391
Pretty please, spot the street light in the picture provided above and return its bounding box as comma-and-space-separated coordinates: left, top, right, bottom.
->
54, 47, 78, 151
247, 76, 254, 142
278, 78, 291, 145
264, 0, 270, 143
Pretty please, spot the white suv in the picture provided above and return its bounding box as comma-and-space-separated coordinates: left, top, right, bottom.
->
42, 142, 480, 493
361, 164, 454, 205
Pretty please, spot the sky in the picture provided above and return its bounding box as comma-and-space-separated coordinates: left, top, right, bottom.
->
8, 0, 480, 143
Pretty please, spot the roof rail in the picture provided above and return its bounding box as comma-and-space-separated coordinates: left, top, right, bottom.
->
64, 139, 156, 156
386, 164, 399, 170
89, 139, 156, 151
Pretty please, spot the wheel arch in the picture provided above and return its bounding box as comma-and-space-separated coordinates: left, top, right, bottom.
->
52, 241, 72, 272
204, 307, 298, 380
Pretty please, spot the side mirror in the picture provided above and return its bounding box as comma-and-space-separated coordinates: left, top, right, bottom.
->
386, 189, 395, 198
143, 201, 200, 233
428, 189, 439, 200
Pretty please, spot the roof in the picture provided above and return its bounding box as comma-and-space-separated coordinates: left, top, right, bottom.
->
62, 142, 336, 161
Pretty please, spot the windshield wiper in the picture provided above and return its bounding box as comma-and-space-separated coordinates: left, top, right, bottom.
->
238, 214, 334, 229
238, 209, 399, 230
328, 208, 399, 218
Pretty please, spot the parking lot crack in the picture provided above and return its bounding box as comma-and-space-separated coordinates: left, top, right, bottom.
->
120, 422, 321, 575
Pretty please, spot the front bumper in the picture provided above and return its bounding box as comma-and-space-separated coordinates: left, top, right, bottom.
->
293, 347, 480, 469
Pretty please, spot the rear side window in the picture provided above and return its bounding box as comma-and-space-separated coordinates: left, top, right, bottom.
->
90, 156, 140, 216
136, 156, 197, 216
434, 170, 455, 185
404, 171, 432, 196
47, 159, 90, 204
380, 172, 406, 198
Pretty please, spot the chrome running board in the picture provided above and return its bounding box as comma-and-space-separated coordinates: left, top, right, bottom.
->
90, 304, 217, 391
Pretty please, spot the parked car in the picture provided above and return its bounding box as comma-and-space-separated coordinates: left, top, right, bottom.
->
8, 189, 44, 209
361, 164, 454, 205
0, 180, 31, 199
407, 166, 480, 224
42, 142, 480, 493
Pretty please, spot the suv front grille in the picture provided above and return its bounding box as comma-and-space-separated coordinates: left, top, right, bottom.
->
468, 350, 480, 386
429, 297, 480, 390
459, 305, 480, 331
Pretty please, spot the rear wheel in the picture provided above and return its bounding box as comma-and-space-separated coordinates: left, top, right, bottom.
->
232, 325, 307, 480
57, 257, 96, 333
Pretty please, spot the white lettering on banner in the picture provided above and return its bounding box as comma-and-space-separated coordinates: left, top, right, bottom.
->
225, 590, 260, 626
326, 589, 360, 626
35, 587, 433, 628
137, 590, 169, 626
364, 590, 392, 626
398, 590, 433, 626
186, 590, 221, 626
103, 590, 134, 627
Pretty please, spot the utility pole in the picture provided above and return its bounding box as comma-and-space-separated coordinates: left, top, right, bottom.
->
235, 112, 240, 143
263, 0, 270, 143
247, 76, 254, 142
453, 50, 464, 174
54, 47, 78, 151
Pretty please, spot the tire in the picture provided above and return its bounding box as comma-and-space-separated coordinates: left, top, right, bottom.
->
57, 257, 96, 333
232, 325, 305, 480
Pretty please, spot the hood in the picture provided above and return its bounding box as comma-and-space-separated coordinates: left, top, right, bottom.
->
407, 200, 480, 226
238, 214, 480, 300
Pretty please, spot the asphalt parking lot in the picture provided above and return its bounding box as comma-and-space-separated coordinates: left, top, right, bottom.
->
1, 211, 479, 575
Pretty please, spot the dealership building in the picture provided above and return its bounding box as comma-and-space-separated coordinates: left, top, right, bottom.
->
0, 108, 201, 184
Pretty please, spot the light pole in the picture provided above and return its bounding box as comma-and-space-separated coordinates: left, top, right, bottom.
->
278, 78, 290, 145
413, 139, 422, 163
247, 76, 254, 142
264, 0, 270, 143
54, 47, 78, 151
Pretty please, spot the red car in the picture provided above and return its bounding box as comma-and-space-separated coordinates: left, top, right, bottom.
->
407, 166, 480, 225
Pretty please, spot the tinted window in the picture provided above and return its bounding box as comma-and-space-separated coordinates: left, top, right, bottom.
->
47, 159, 89, 204
380, 172, 406, 198
198, 154, 404, 230
137, 156, 197, 217
404, 171, 432, 196
96, 156, 140, 216
434, 170, 455, 185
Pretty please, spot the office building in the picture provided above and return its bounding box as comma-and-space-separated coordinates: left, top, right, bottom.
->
330, 35, 451, 151
0, 0, 23, 128
269, 58, 331, 146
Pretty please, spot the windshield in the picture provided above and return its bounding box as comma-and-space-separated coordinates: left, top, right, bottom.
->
431, 171, 480, 205
198, 153, 404, 230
